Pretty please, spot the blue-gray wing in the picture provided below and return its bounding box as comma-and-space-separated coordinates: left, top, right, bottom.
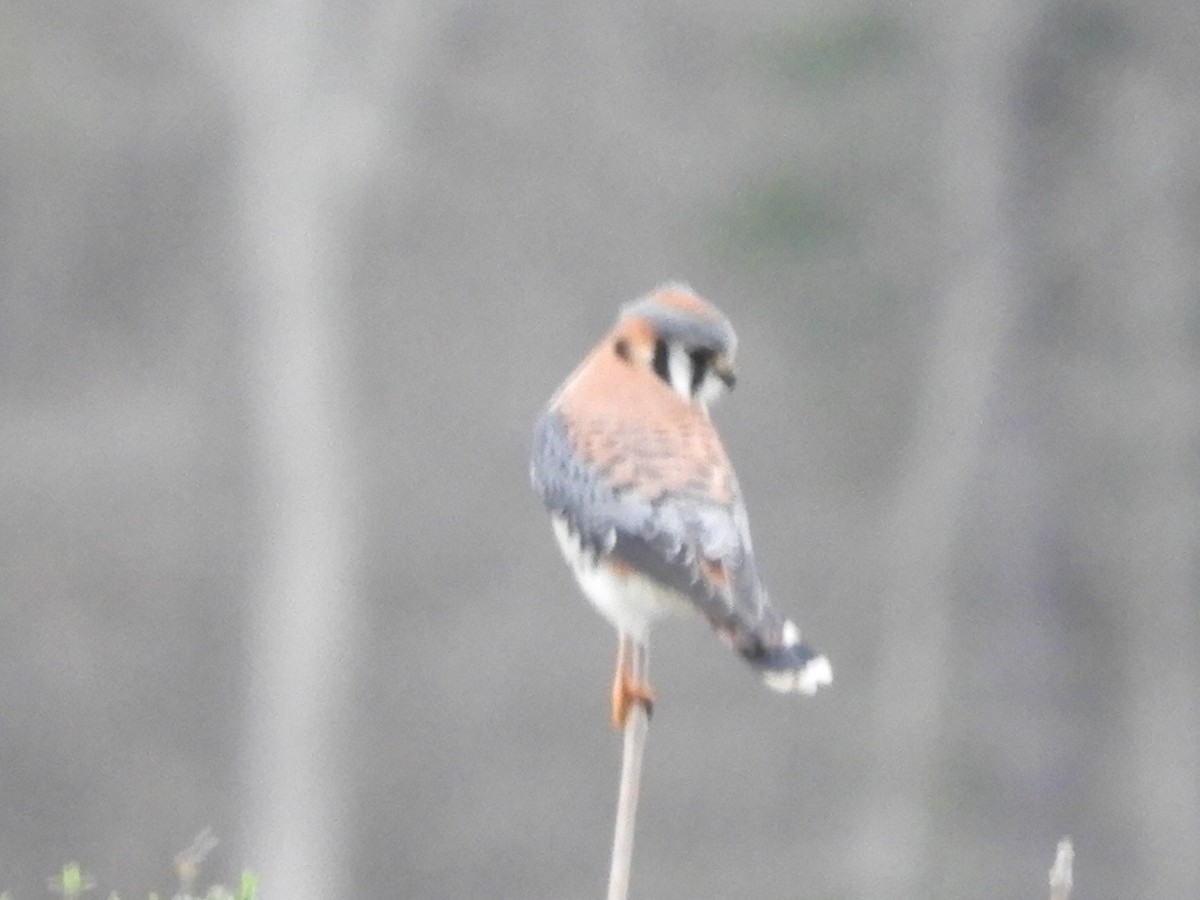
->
531, 409, 826, 685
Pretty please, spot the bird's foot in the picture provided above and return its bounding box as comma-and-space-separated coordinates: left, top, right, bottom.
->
611, 669, 655, 730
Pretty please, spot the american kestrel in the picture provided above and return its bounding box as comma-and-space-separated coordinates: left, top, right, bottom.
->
531, 284, 832, 728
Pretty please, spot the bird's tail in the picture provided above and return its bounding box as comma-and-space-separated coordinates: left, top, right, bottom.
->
723, 605, 832, 695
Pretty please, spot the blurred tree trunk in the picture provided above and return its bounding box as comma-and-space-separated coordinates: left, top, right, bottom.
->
1010, 3, 1200, 891
849, 1, 1037, 895
1092, 30, 1200, 894
235, 9, 360, 898
220, 3, 422, 896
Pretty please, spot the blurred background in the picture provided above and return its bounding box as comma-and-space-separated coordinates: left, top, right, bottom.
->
2, 1, 1198, 897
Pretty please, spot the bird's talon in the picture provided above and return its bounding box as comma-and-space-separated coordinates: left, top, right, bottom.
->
611, 673, 656, 730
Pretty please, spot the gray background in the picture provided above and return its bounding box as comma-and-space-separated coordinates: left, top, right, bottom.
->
2, 1, 1198, 898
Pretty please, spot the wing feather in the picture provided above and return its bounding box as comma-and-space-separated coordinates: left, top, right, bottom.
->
532, 409, 788, 663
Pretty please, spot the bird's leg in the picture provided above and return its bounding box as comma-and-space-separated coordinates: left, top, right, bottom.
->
611, 633, 655, 730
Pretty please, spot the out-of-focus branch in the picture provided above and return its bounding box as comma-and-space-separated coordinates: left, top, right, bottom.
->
1049, 836, 1074, 900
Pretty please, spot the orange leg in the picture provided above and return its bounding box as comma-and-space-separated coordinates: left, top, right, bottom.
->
611, 634, 655, 730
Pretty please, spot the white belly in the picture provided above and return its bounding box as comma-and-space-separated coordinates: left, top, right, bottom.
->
550, 515, 691, 643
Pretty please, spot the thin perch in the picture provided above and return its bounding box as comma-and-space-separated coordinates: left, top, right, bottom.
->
607, 636, 649, 900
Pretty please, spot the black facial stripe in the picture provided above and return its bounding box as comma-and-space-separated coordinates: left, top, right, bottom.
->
689, 348, 713, 394
652, 338, 671, 384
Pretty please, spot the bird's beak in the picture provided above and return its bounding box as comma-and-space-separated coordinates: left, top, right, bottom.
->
713, 357, 737, 390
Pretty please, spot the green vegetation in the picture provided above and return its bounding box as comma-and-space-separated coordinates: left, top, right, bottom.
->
718, 177, 845, 258
756, 10, 908, 84
4, 832, 257, 900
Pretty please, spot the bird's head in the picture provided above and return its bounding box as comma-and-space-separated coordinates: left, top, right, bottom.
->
611, 283, 738, 410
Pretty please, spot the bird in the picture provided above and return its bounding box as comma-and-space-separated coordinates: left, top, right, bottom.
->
530, 283, 832, 729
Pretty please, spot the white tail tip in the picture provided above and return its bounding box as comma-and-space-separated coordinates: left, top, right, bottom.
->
762, 654, 833, 695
